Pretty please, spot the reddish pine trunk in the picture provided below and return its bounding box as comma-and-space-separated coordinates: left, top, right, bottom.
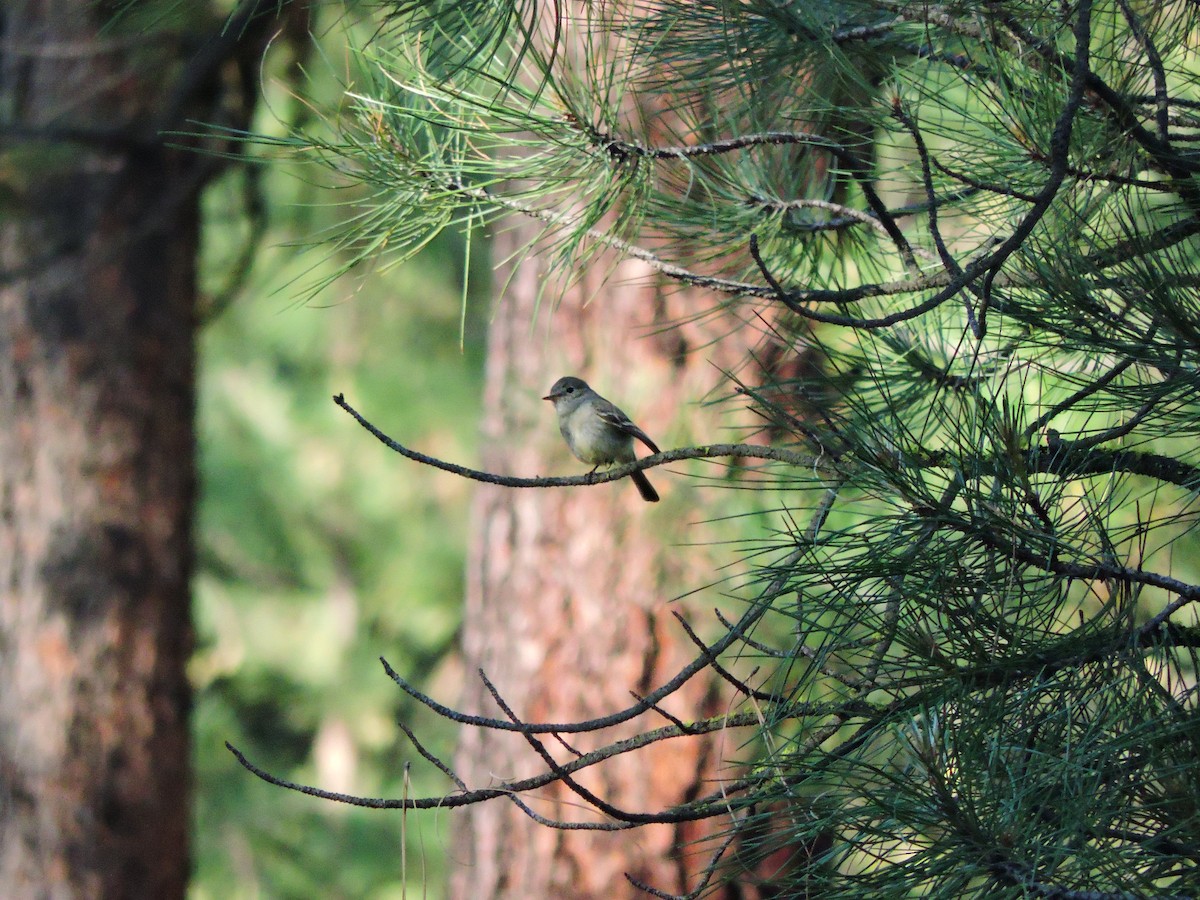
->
0, 2, 204, 894
449, 223, 758, 897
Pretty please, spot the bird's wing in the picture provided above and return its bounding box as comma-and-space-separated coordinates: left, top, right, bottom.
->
597, 403, 661, 454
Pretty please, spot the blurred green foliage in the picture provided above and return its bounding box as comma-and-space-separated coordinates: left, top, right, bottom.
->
189, 31, 488, 895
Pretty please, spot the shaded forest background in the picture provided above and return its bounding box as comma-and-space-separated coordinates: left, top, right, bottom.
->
191, 25, 486, 898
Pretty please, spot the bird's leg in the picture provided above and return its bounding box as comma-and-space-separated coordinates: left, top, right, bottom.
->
586, 464, 599, 485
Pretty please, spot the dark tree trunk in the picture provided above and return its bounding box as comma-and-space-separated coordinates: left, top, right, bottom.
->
0, 1, 249, 894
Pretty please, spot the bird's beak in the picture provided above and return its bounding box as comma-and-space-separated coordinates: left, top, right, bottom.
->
542, 392, 556, 401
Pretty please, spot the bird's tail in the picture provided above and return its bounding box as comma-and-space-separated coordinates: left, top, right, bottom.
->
632, 469, 659, 503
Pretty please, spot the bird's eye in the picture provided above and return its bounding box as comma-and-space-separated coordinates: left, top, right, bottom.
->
566, 386, 574, 393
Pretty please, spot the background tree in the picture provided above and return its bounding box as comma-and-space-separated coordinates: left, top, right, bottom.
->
451, 201, 759, 899
2, 1, 490, 895
0, 0, 293, 893
234, 1, 1200, 897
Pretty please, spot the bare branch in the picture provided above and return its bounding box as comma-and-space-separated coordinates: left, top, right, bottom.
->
333, 392, 830, 489
597, 129, 845, 161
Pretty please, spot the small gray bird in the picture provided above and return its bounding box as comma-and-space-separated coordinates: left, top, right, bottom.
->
543, 376, 661, 502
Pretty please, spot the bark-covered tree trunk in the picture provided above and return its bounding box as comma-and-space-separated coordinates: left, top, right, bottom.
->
450, 218, 762, 896
0, 2, 238, 894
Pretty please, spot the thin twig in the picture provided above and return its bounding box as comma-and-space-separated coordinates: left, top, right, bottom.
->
672, 611, 778, 703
